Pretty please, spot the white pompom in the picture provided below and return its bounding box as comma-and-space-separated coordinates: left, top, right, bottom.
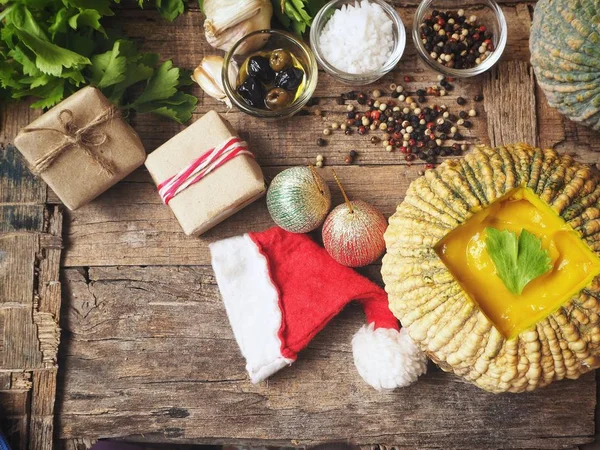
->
352, 323, 427, 391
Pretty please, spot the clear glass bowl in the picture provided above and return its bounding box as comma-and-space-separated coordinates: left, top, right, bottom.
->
413, 0, 507, 78
222, 29, 318, 120
309, 0, 406, 86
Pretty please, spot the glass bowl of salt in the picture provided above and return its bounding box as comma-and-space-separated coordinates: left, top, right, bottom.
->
310, 0, 406, 86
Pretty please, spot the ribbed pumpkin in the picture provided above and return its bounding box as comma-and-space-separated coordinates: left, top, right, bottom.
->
530, 0, 600, 129
382, 143, 600, 393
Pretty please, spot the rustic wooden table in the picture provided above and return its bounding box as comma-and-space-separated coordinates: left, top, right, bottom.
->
1, 1, 599, 449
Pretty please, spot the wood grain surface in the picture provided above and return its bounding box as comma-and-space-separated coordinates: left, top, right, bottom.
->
0, 141, 62, 450
1, 0, 600, 448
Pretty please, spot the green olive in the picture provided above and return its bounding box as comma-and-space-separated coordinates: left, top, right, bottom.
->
265, 87, 292, 110
269, 49, 292, 71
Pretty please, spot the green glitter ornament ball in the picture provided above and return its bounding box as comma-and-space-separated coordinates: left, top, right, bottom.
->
267, 167, 331, 233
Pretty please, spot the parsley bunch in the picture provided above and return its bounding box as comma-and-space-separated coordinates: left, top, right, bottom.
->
0, 0, 197, 123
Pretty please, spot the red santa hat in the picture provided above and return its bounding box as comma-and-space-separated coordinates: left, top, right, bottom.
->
209, 226, 427, 391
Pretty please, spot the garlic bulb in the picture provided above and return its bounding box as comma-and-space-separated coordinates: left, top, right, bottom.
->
192, 55, 238, 108
203, 0, 272, 53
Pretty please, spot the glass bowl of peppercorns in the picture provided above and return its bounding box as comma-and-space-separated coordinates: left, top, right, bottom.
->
413, 0, 507, 77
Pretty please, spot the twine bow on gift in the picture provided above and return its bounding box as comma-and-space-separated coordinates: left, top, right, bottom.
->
21, 106, 119, 176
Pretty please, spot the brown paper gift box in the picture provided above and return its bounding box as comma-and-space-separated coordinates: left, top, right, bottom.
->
14, 86, 146, 210
145, 110, 266, 236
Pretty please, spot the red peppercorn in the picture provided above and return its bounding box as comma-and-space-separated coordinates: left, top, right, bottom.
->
484, 39, 492, 46
409, 138, 416, 146
417, 141, 424, 148
358, 126, 366, 135
437, 17, 446, 26
479, 25, 486, 32
447, 77, 455, 82
371, 110, 381, 120
405, 154, 416, 162
346, 119, 354, 126
426, 122, 435, 129
400, 146, 408, 154
387, 100, 395, 107
425, 163, 434, 169
363, 111, 371, 119
393, 132, 402, 140
404, 75, 412, 82
473, 33, 480, 40
373, 120, 381, 127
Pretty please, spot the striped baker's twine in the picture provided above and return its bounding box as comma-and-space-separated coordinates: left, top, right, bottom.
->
157, 136, 253, 205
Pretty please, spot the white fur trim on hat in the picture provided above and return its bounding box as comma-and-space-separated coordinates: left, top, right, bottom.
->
352, 323, 427, 391
210, 234, 294, 383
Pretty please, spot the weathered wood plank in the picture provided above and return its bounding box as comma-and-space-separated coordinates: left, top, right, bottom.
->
56, 266, 596, 448
0, 109, 63, 450
483, 60, 537, 147
99, 5, 533, 163
60, 164, 418, 266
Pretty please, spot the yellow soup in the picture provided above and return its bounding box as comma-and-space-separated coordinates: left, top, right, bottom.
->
435, 187, 600, 339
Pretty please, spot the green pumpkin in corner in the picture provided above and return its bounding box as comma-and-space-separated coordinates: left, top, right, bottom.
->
530, 0, 600, 129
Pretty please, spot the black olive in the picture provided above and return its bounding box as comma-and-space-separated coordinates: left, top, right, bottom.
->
274, 67, 304, 91
237, 76, 266, 108
270, 49, 292, 71
265, 87, 292, 110
247, 56, 275, 84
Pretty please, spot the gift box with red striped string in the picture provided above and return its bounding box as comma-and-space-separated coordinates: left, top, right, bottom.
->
145, 110, 266, 236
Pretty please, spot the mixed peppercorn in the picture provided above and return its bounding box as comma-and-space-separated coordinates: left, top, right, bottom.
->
315, 77, 482, 166
420, 9, 494, 70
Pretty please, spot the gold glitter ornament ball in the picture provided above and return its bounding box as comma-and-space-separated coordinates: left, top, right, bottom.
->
267, 167, 331, 233
322, 200, 388, 267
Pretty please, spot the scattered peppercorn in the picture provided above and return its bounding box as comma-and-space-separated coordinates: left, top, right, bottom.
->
345, 155, 353, 164
457, 97, 466, 105
314, 108, 322, 117
323, 128, 331, 136
370, 136, 380, 144
463, 120, 472, 128
474, 94, 483, 102
336, 96, 344, 105
372, 89, 382, 98
357, 93, 367, 105
404, 76, 412, 82
317, 138, 327, 146
346, 91, 357, 100
350, 150, 358, 158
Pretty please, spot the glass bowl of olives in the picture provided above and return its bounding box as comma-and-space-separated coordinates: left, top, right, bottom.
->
222, 29, 318, 120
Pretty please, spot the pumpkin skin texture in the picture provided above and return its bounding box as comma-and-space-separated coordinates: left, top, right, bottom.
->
530, 0, 600, 129
382, 143, 600, 393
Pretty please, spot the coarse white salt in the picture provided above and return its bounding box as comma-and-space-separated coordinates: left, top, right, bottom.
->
318, 0, 394, 74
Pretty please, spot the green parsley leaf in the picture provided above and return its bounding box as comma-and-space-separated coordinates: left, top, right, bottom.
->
88, 40, 127, 88
129, 59, 178, 106
13, 27, 91, 76
68, 9, 105, 35
485, 227, 553, 295
155, 0, 184, 21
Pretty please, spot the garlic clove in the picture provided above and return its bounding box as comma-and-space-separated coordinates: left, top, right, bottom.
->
203, 0, 272, 53
192, 55, 238, 108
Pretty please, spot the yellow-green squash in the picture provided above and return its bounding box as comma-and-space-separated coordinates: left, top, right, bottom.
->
382, 143, 600, 393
